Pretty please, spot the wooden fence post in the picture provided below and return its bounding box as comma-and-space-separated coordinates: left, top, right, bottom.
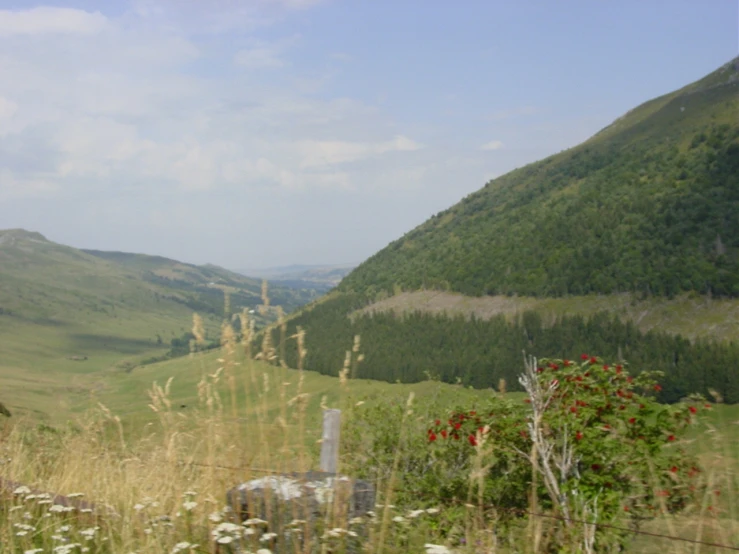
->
319, 409, 341, 473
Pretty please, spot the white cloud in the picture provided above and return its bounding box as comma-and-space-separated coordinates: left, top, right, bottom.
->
0, 7, 107, 36
297, 135, 423, 168
481, 140, 504, 151
0, 96, 17, 120
0, 5, 426, 209
486, 106, 537, 121
234, 45, 285, 68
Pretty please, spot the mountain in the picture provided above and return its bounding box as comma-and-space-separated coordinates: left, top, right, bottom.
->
266, 58, 739, 404
236, 263, 356, 293
0, 229, 319, 416
342, 58, 738, 298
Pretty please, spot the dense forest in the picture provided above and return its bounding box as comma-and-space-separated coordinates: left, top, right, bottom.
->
340, 62, 739, 299
267, 292, 739, 403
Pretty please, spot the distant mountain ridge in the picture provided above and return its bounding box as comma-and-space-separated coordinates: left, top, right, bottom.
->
236, 263, 356, 293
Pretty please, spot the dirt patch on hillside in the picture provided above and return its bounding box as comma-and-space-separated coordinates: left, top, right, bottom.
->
355, 291, 539, 321
352, 291, 739, 343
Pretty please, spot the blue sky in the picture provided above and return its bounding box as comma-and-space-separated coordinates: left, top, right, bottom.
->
0, 0, 736, 270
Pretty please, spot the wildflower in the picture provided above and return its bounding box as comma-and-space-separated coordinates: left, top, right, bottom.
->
216, 536, 234, 545
575, 431, 583, 441
392, 515, 407, 523
260, 532, 278, 542
581, 353, 589, 360
209, 511, 223, 523
13, 486, 31, 495
589, 357, 597, 365
467, 434, 477, 446
671, 466, 678, 473
688, 406, 697, 414
667, 435, 675, 442
654, 384, 662, 392
428, 432, 437, 442
407, 509, 426, 518
425, 544, 454, 554
182, 501, 197, 512
172, 542, 198, 553
628, 417, 636, 424
426, 507, 440, 514
257, 550, 273, 554
243, 518, 268, 526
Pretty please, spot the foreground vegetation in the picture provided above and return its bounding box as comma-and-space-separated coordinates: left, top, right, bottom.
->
1, 312, 737, 553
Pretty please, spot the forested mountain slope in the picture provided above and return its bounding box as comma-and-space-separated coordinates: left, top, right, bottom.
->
342, 57, 738, 298
268, 58, 739, 404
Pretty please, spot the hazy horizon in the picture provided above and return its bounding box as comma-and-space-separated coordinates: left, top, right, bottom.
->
1, 1, 736, 268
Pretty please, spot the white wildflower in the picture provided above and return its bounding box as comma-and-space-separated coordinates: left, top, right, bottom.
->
13, 485, 31, 495
392, 516, 407, 523
260, 532, 278, 542
426, 507, 441, 514
208, 511, 223, 523
425, 545, 453, 554
53, 544, 82, 554
216, 536, 234, 545
243, 518, 268, 526
182, 501, 197, 512
80, 527, 99, 540
407, 509, 426, 518
171, 541, 198, 553
67, 493, 85, 498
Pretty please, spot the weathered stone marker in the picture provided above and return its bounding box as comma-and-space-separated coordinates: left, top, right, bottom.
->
224, 409, 375, 552
319, 408, 341, 473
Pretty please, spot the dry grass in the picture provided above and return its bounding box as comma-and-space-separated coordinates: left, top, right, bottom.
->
0, 310, 737, 553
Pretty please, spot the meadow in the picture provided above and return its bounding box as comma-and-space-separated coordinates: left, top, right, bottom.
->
0, 313, 737, 553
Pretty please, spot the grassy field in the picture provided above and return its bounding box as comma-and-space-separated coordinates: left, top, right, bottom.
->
1, 326, 737, 553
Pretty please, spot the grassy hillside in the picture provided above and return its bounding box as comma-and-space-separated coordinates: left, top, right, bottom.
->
267, 58, 739, 402
342, 57, 739, 298
0, 229, 315, 418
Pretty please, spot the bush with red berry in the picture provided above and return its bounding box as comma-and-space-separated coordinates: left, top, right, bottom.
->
426, 355, 708, 549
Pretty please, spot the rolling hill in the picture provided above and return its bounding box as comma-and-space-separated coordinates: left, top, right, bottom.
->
235, 263, 356, 294
267, 57, 739, 403
0, 229, 316, 417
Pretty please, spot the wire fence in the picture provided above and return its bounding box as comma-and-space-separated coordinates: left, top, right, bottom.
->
178, 459, 739, 552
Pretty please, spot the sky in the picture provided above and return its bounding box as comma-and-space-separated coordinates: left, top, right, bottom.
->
0, 1, 737, 270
